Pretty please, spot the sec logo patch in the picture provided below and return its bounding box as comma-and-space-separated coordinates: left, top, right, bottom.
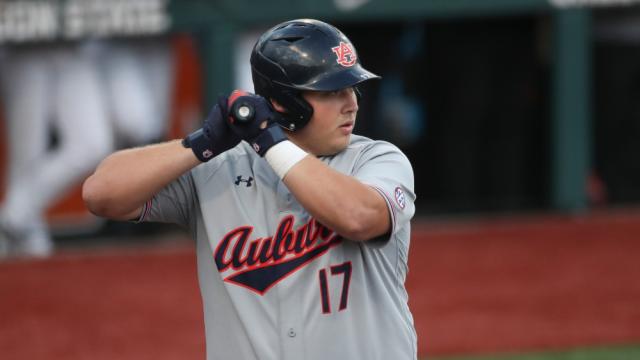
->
394, 187, 406, 209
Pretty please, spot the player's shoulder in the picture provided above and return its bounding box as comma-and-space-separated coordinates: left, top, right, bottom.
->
339, 135, 413, 174
345, 134, 407, 158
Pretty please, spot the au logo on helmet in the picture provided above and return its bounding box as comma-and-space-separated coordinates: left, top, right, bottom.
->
331, 41, 357, 67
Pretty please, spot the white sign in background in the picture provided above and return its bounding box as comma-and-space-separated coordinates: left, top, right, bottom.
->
0, 0, 170, 43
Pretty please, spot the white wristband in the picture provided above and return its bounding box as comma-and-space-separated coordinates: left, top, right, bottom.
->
264, 140, 308, 179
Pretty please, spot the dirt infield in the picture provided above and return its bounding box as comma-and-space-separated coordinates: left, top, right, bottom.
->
408, 210, 640, 356
1, 210, 640, 359
0, 246, 204, 360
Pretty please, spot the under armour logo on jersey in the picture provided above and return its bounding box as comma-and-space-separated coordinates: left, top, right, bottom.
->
331, 41, 357, 67
215, 216, 342, 295
234, 176, 253, 187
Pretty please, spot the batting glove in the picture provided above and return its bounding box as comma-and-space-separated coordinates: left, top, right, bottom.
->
182, 96, 242, 162
227, 92, 287, 157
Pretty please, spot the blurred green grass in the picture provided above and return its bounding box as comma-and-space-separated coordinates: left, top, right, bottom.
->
427, 345, 640, 360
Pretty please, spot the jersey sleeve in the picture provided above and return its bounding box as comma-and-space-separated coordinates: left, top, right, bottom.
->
352, 141, 416, 238
137, 170, 197, 229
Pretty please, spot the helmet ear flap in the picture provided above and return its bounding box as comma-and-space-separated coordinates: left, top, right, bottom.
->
271, 89, 313, 131
252, 64, 312, 131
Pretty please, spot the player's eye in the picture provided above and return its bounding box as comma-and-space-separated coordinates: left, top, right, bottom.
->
324, 90, 340, 96
328, 88, 353, 97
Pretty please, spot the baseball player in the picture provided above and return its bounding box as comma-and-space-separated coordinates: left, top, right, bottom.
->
83, 19, 417, 360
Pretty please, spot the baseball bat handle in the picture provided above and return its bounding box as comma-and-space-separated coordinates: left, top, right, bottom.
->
228, 90, 255, 124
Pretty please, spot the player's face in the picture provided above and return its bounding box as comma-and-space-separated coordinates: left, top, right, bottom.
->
288, 87, 358, 156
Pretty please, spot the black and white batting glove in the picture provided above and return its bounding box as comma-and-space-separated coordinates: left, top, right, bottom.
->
227, 92, 287, 157
182, 96, 242, 162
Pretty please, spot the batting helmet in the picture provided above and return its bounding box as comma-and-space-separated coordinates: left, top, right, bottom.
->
251, 18, 381, 131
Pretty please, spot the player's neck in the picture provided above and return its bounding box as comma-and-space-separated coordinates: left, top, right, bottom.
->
285, 133, 316, 156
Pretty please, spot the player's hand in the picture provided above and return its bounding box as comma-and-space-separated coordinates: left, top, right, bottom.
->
183, 96, 242, 162
227, 91, 287, 157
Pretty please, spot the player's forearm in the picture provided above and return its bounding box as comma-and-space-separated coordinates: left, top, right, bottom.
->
83, 140, 200, 220
283, 156, 390, 241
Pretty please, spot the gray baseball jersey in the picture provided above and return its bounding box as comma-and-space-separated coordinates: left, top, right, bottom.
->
140, 134, 417, 360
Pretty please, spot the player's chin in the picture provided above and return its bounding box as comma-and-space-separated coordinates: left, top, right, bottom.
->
328, 134, 351, 155
315, 134, 350, 156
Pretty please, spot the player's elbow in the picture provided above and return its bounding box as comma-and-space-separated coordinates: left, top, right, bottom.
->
340, 212, 389, 242
82, 175, 120, 219
82, 175, 107, 216
340, 223, 373, 242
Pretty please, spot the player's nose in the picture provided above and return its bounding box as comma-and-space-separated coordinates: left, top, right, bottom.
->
342, 87, 358, 113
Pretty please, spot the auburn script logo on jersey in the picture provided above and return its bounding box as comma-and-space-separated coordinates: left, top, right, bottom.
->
214, 215, 343, 295
331, 41, 357, 67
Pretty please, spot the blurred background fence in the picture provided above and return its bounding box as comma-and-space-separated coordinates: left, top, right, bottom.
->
1, 0, 639, 236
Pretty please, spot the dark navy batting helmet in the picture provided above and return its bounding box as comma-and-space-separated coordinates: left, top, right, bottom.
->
250, 18, 381, 131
